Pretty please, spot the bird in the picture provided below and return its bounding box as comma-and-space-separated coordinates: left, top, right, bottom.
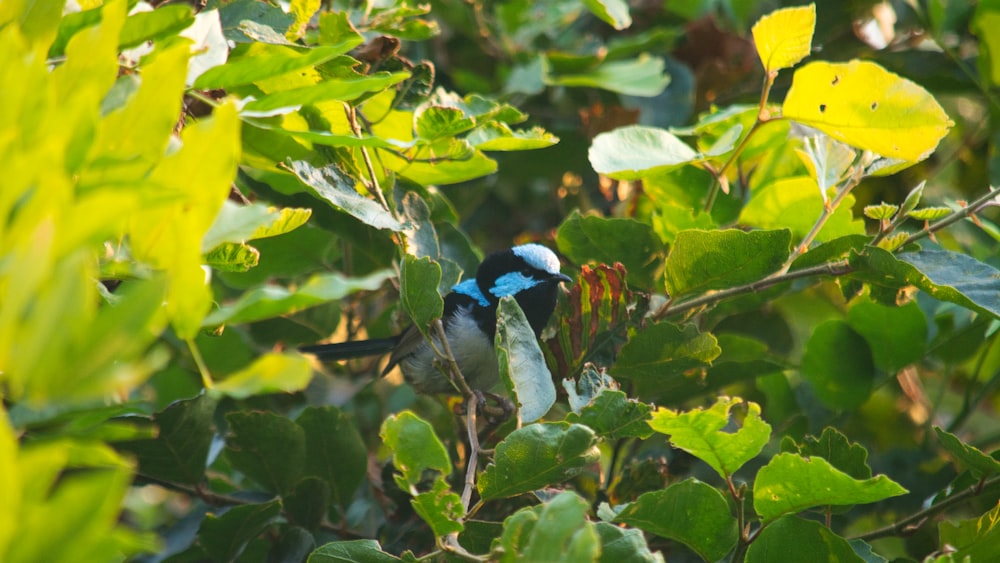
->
301, 243, 572, 394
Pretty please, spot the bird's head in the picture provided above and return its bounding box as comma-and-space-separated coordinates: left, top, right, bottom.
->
475, 243, 572, 336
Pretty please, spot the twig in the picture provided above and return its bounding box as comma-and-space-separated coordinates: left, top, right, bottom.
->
345, 105, 393, 214
460, 397, 481, 512
853, 475, 1000, 541
654, 260, 852, 320
898, 185, 1000, 249
186, 338, 214, 389
782, 167, 863, 271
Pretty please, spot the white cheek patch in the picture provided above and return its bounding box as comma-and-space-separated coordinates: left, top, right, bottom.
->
489, 271, 536, 298
513, 243, 561, 275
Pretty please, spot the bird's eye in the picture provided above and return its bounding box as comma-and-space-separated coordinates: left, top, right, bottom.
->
521, 268, 533, 277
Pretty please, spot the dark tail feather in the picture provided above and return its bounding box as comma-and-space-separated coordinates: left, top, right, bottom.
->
300, 337, 400, 361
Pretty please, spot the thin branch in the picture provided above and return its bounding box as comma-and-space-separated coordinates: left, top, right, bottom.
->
898, 185, 1000, 249
345, 104, 393, 214
654, 260, 852, 321
782, 167, 863, 271
460, 397, 481, 513
186, 338, 214, 389
853, 475, 1000, 541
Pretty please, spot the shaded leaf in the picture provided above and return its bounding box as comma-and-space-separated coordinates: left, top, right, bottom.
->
286, 159, 405, 231
800, 320, 875, 410
588, 125, 697, 180
610, 322, 721, 402
939, 501, 1000, 561
747, 516, 864, 563
664, 229, 791, 298
225, 410, 305, 495
496, 296, 557, 423
479, 423, 599, 500
297, 407, 368, 509
934, 427, 1000, 479
401, 255, 444, 338
612, 479, 737, 562
496, 491, 599, 563
381, 411, 451, 489
116, 394, 217, 485
594, 523, 665, 563
411, 479, 464, 537
847, 297, 927, 372
308, 540, 401, 562
566, 389, 654, 440
199, 500, 282, 562
548, 54, 669, 97
582, 0, 632, 30
557, 211, 665, 291
781, 427, 873, 480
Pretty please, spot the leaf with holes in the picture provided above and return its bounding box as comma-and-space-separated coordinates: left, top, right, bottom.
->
783, 60, 953, 162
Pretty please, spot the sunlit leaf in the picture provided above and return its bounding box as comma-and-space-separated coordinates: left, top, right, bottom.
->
496, 296, 557, 423
589, 125, 698, 180
751, 4, 816, 72
783, 60, 954, 162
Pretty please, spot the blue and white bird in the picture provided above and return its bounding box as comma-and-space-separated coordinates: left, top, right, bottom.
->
301, 243, 572, 394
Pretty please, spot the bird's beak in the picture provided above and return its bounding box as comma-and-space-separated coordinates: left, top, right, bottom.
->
554, 273, 572, 284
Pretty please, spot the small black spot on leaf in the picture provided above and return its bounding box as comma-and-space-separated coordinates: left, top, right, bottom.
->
871, 101, 878, 110
832, 76, 840, 85
819, 104, 827, 113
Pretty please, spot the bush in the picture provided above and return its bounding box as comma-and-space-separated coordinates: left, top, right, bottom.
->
3, 1, 1000, 561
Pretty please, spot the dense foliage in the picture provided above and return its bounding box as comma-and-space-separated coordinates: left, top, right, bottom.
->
4, 0, 1000, 561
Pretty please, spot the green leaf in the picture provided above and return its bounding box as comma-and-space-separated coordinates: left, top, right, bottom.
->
205, 242, 261, 272
496, 296, 557, 423
199, 500, 282, 562
479, 422, 599, 500
245, 71, 410, 113
225, 410, 305, 495
204, 269, 394, 326
782, 427, 873, 480
297, 407, 367, 510
415, 106, 476, 140
864, 203, 899, 220
610, 322, 721, 402
466, 123, 560, 151
612, 479, 738, 562
547, 54, 669, 97
847, 297, 927, 372
934, 427, 1000, 479
648, 397, 771, 479
909, 206, 952, 221
401, 255, 444, 338
664, 229, 791, 298
203, 201, 311, 252
212, 352, 313, 399
939, 501, 1000, 560
381, 411, 451, 489
594, 523, 665, 563
287, 0, 321, 40
782, 60, 954, 162
800, 320, 875, 410
582, 0, 632, 30
739, 177, 865, 242
751, 4, 816, 72
556, 211, 665, 291
853, 247, 1000, 318
308, 540, 402, 562
119, 4, 195, 50
565, 389, 654, 440
588, 125, 697, 180
115, 394, 216, 485
286, 159, 405, 231
747, 516, 864, 562
283, 478, 330, 531
753, 453, 907, 522
796, 134, 856, 193
380, 139, 499, 186
496, 492, 599, 563
411, 478, 464, 537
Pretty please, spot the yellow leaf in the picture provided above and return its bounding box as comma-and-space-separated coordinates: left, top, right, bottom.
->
752, 4, 816, 72
782, 60, 954, 162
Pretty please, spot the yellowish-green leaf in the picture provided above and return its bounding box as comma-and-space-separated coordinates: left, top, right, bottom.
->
752, 4, 816, 72
908, 206, 952, 221
783, 60, 954, 162
212, 353, 313, 399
